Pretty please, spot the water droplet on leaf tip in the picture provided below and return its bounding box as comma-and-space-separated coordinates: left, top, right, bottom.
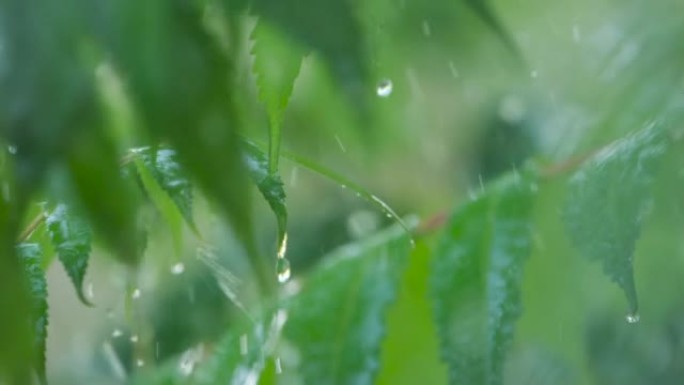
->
171, 262, 185, 275
376, 79, 393, 97
626, 313, 640, 324
276, 258, 292, 283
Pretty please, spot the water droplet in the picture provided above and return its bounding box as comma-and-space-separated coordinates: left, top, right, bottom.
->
276, 258, 291, 284
448, 61, 459, 78
334, 134, 347, 153
179, 349, 199, 376
572, 25, 581, 43
421, 20, 431, 37
7, 145, 16, 154
112, 329, 123, 338
171, 262, 185, 275
132, 288, 141, 299
626, 313, 640, 324
136, 359, 145, 367
275, 357, 283, 374
376, 79, 393, 97
86, 282, 95, 300
277, 233, 288, 260
239, 334, 248, 356
130, 334, 139, 343
498, 95, 527, 124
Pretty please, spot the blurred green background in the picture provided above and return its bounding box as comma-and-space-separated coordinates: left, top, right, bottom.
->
21, 0, 684, 383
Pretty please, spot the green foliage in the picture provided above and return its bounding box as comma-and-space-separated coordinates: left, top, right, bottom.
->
45, 204, 93, 306
283, 222, 413, 385
431, 171, 537, 385
16, 243, 48, 383
2, 0, 684, 384
563, 124, 670, 316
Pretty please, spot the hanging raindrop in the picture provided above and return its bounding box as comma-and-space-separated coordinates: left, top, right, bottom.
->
376, 79, 393, 97
626, 313, 640, 324
276, 258, 291, 284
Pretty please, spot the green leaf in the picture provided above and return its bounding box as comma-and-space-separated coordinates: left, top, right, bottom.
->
16, 243, 48, 383
112, 0, 253, 262
138, 148, 196, 232
45, 204, 93, 306
242, 140, 288, 258
251, 20, 304, 175
563, 123, 670, 316
251, 0, 368, 111
430, 171, 537, 385
66, 124, 142, 266
283, 221, 414, 385
464, 0, 522, 63
134, 153, 186, 256
377, 241, 449, 385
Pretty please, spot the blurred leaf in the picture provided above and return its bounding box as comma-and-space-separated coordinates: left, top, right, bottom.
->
377, 241, 448, 385
251, 20, 304, 174
134, 155, 185, 256
463, 0, 522, 62
45, 204, 93, 306
283, 221, 414, 385
66, 124, 142, 265
251, 0, 368, 112
563, 123, 670, 316
242, 141, 288, 257
0, 199, 33, 381
111, 0, 253, 259
16, 243, 48, 383
430, 171, 537, 385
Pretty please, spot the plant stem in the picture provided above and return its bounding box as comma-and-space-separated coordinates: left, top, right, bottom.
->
17, 212, 46, 243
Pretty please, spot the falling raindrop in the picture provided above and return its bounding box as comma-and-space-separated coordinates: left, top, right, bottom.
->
132, 288, 141, 299
572, 25, 581, 43
239, 334, 249, 356
626, 313, 640, 324
276, 258, 292, 284
448, 61, 459, 78
112, 329, 123, 338
421, 20, 431, 37
171, 262, 185, 275
334, 134, 347, 153
275, 357, 283, 374
376, 79, 393, 97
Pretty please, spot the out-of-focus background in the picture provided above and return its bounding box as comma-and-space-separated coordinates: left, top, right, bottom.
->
34, 0, 684, 383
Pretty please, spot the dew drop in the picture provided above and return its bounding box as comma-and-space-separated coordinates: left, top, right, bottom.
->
626, 313, 640, 324
132, 288, 141, 299
171, 262, 185, 275
376, 79, 393, 97
276, 258, 292, 284
112, 329, 123, 338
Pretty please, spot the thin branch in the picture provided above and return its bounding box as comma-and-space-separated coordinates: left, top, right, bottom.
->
17, 212, 47, 243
